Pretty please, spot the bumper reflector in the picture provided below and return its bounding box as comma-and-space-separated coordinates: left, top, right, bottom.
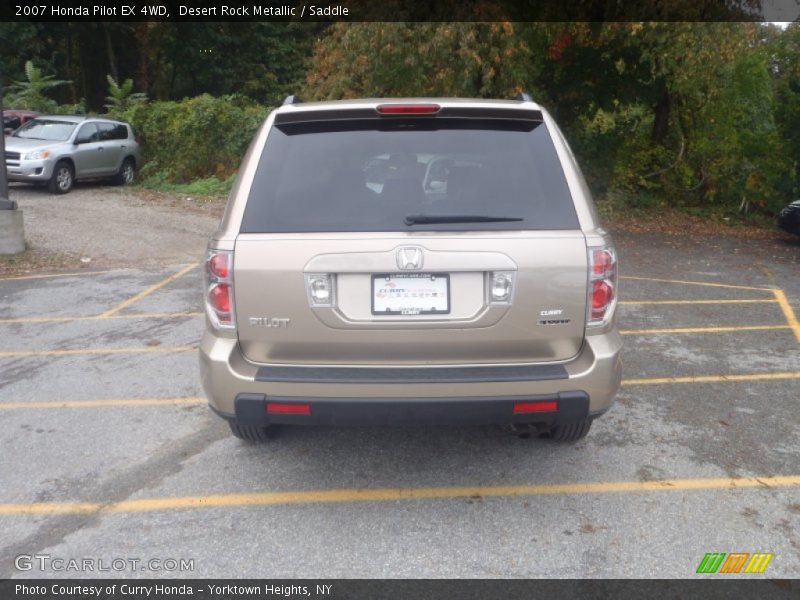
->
266, 403, 311, 415
513, 400, 558, 414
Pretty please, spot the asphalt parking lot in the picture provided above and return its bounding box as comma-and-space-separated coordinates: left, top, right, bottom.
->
1, 230, 799, 578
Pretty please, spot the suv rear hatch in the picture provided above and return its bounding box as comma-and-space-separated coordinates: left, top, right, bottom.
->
232, 104, 587, 365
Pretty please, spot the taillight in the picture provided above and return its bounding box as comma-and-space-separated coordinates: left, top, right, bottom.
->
209, 283, 231, 313
209, 254, 229, 279
376, 103, 441, 115
592, 249, 612, 275
513, 400, 558, 414
266, 403, 311, 415
587, 246, 617, 327
205, 249, 235, 329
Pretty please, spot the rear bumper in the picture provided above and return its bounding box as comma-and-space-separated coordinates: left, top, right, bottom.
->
212, 391, 599, 427
200, 328, 622, 425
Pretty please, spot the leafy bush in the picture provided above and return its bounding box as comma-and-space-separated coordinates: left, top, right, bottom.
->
53, 99, 88, 115
104, 75, 147, 117
118, 94, 270, 184
6, 60, 69, 113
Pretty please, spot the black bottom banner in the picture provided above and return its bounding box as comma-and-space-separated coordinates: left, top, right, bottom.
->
1, 579, 797, 600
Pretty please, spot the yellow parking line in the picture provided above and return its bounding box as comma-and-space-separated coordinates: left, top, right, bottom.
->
620, 299, 776, 306
0, 475, 798, 516
99, 263, 199, 317
621, 325, 792, 336
620, 276, 774, 292
773, 289, 800, 345
0, 312, 203, 325
0, 269, 127, 282
0, 397, 205, 410
0, 346, 196, 358
623, 372, 800, 386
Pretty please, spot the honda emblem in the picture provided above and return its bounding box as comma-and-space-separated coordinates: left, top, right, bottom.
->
397, 246, 423, 270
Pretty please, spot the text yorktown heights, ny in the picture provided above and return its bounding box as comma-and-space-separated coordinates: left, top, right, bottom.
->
15, 583, 335, 597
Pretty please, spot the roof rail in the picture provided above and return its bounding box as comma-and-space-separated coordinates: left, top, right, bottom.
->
515, 92, 533, 102
282, 94, 303, 106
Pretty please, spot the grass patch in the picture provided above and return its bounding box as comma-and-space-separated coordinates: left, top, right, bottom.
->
137, 172, 235, 199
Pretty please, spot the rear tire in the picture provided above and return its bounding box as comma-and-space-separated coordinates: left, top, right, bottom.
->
545, 418, 593, 442
113, 157, 136, 186
228, 422, 275, 442
48, 161, 74, 194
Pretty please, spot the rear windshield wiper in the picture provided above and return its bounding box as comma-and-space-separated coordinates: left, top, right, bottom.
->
404, 213, 524, 225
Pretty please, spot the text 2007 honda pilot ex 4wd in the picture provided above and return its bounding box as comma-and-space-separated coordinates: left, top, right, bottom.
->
200, 96, 622, 443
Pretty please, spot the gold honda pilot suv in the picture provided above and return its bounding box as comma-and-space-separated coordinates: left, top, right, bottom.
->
200, 95, 622, 442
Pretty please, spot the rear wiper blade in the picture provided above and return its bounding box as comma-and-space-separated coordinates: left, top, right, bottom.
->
404, 213, 524, 225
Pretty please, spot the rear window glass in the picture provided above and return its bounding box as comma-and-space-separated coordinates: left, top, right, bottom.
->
241, 117, 579, 233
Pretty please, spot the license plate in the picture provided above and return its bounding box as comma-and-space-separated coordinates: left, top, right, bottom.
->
371, 273, 450, 315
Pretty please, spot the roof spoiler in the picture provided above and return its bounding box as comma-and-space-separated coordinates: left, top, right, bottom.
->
275, 105, 542, 125
282, 93, 533, 106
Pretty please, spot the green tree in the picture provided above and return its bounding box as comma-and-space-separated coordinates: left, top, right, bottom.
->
305, 22, 792, 215
137, 22, 324, 104
6, 60, 70, 112
0, 21, 322, 110
304, 22, 535, 100
515, 22, 791, 213
766, 22, 800, 195
104, 74, 147, 116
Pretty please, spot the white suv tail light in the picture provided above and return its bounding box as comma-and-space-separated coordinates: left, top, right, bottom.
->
205, 249, 235, 329
587, 245, 617, 328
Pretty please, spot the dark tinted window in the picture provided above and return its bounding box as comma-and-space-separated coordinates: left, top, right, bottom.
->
98, 122, 128, 140
241, 118, 579, 233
